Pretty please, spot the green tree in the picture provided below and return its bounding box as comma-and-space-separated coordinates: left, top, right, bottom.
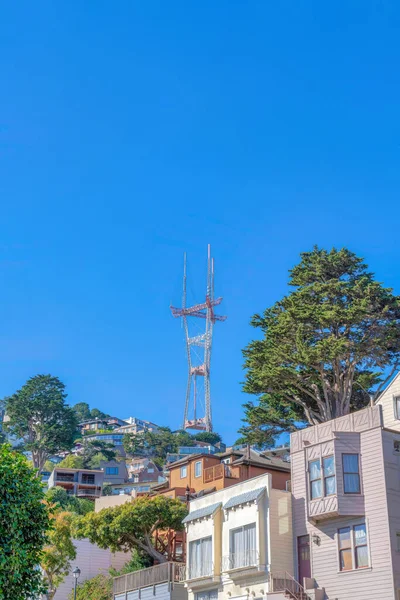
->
74, 495, 187, 563
41, 509, 76, 600
72, 402, 91, 423
5, 375, 78, 474
0, 444, 50, 599
81, 438, 117, 468
90, 408, 109, 419
123, 427, 194, 466
57, 454, 85, 469
240, 247, 400, 446
45, 486, 94, 516
193, 431, 222, 445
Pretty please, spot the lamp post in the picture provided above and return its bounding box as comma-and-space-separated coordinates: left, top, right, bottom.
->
72, 567, 81, 600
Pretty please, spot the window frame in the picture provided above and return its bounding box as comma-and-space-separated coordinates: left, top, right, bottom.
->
322, 455, 336, 496
229, 522, 257, 568
337, 523, 369, 572
105, 467, 118, 475
180, 465, 187, 479
309, 459, 322, 500
394, 396, 400, 420
194, 460, 202, 478
342, 453, 361, 494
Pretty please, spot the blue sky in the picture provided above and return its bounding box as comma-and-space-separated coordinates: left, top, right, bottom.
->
1, 2, 400, 444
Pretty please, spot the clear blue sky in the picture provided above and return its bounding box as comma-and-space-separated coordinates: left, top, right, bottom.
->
1, 2, 400, 444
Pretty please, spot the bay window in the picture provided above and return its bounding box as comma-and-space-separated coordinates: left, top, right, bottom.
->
189, 536, 212, 579
309, 456, 336, 499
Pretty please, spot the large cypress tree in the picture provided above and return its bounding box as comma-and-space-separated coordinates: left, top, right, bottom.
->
239, 247, 400, 446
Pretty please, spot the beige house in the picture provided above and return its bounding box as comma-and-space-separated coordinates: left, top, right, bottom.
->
182, 473, 293, 600
291, 372, 400, 600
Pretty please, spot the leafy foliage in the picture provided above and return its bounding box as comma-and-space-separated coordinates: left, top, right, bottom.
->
45, 486, 94, 516
193, 431, 222, 445
4, 375, 77, 473
0, 444, 50, 599
41, 509, 76, 599
123, 426, 194, 466
72, 403, 110, 423
74, 495, 187, 563
56, 454, 85, 469
240, 247, 400, 446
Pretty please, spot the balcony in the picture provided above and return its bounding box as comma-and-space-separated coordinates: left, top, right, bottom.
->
55, 474, 75, 483
221, 551, 262, 578
114, 562, 185, 597
185, 562, 219, 590
77, 487, 102, 498
204, 464, 240, 484
81, 475, 96, 485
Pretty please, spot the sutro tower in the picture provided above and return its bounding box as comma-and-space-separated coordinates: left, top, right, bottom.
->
170, 245, 227, 432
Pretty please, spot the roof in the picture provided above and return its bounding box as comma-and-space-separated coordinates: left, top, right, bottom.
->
167, 453, 219, 469
224, 487, 266, 510
233, 448, 291, 472
182, 502, 222, 523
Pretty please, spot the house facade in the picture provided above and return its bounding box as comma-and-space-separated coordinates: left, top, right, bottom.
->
48, 467, 104, 499
291, 372, 400, 599
168, 448, 291, 494
182, 473, 293, 600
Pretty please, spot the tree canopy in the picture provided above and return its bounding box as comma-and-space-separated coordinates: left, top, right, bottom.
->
240, 247, 400, 446
41, 509, 76, 600
45, 486, 94, 516
5, 375, 77, 473
0, 444, 50, 599
123, 427, 194, 466
193, 431, 222, 445
72, 402, 110, 423
74, 495, 187, 563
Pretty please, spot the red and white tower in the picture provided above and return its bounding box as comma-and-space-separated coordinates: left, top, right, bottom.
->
170, 245, 226, 432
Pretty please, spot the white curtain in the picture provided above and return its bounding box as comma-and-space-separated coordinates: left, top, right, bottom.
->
189, 537, 212, 578
231, 523, 256, 568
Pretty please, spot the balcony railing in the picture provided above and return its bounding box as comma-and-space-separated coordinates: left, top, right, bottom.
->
81, 476, 96, 485
187, 562, 213, 581
204, 464, 239, 483
55, 474, 75, 483
270, 571, 311, 600
77, 488, 102, 497
222, 550, 259, 572
114, 562, 185, 596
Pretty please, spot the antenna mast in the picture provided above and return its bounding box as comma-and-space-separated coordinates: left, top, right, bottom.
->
170, 245, 226, 432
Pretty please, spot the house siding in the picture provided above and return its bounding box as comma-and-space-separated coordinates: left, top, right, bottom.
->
291, 409, 396, 599
269, 489, 293, 576
377, 372, 400, 432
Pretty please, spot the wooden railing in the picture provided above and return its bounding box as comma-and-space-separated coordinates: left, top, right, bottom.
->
114, 562, 185, 596
76, 488, 101, 497
270, 572, 311, 600
204, 464, 240, 483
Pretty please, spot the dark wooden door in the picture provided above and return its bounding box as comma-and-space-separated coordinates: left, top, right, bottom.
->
298, 535, 311, 584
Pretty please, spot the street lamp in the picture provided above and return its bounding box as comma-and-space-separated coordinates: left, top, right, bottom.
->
72, 567, 81, 600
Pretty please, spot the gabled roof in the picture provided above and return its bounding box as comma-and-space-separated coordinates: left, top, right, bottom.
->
182, 502, 222, 524
167, 453, 219, 469
230, 448, 291, 472
375, 371, 400, 404
223, 487, 265, 510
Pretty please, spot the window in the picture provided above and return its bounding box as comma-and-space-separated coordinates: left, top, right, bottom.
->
230, 523, 257, 568
196, 591, 218, 600
396, 532, 400, 552
180, 465, 187, 478
395, 396, 400, 419
147, 468, 154, 473
394, 441, 400, 454
189, 536, 212, 579
343, 454, 361, 493
195, 461, 202, 478
309, 459, 322, 499
106, 467, 118, 475
338, 523, 369, 571
323, 456, 336, 495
